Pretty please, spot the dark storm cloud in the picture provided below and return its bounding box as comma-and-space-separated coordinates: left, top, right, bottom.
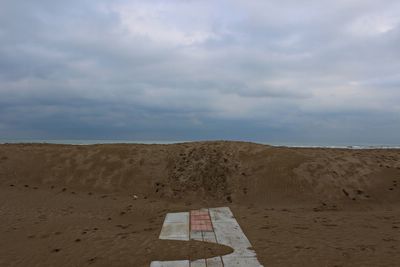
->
0, 0, 399, 144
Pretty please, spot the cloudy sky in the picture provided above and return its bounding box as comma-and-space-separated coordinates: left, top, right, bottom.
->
1, 0, 399, 145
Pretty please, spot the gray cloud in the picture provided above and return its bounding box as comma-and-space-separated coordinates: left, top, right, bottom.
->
0, 0, 399, 145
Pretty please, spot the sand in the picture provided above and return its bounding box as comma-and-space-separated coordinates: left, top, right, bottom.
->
0, 141, 399, 266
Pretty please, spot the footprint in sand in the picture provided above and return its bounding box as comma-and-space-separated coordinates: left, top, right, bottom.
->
88, 257, 98, 264
116, 224, 131, 229
116, 233, 128, 239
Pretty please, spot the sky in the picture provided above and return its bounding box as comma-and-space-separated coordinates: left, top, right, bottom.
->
0, 0, 399, 145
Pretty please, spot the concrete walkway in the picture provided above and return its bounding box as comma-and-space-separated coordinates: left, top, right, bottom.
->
150, 207, 263, 267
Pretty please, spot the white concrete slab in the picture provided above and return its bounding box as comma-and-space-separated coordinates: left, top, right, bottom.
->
190, 259, 206, 267
211, 222, 256, 257
209, 207, 263, 266
159, 212, 189, 241
190, 230, 203, 241
150, 260, 189, 267
152, 207, 263, 267
209, 207, 236, 223
165, 212, 189, 223
202, 231, 217, 243
206, 257, 224, 266
222, 256, 262, 266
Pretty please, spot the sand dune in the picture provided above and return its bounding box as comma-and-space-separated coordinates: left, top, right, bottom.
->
0, 141, 399, 266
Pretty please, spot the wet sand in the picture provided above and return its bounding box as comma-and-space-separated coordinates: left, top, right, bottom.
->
0, 142, 399, 266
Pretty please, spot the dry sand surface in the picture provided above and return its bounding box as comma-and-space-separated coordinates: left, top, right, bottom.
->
0, 141, 400, 266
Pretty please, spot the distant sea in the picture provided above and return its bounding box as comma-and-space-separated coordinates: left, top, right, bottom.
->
0, 139, 399, 149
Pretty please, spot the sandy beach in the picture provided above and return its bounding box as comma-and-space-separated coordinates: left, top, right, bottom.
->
1, 141, 399, 266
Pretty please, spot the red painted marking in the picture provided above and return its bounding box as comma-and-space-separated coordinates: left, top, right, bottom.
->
190, 209, 213, 232
191, 215, 210, 220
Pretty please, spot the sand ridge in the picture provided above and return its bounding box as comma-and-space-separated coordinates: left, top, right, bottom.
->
0, 141, 400, 266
